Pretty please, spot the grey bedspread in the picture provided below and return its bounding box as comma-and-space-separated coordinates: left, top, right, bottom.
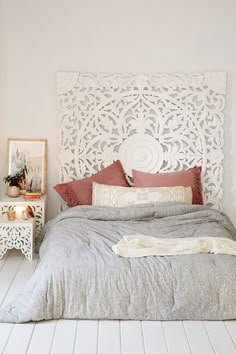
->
1, 202, 236, 323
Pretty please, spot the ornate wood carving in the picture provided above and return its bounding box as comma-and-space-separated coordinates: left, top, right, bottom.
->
57, 72, 226, 209
0, 220, 34, 260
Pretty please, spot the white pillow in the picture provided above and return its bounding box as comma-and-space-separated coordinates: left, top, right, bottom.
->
92, 182, 192, 207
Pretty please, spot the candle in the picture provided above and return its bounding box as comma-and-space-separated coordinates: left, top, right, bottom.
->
22, 210, 28, 220
7, 210, 16, 221
15, 206, 26, 219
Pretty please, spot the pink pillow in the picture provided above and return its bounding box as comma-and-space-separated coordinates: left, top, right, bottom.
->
54, 160, 129, 206
132, 166, 203, 205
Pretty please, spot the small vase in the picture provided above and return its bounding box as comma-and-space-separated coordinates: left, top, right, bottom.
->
7, 186, 20, 198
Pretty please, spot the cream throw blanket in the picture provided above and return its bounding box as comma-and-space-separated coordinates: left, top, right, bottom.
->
112, 235, 236, 258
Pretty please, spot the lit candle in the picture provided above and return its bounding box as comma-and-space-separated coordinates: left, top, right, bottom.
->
15, 206, 26, 219
22, 210, 28, 220
7, 210, 16, 221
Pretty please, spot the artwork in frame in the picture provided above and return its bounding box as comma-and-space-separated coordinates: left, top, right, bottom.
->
7, 139, 47, 194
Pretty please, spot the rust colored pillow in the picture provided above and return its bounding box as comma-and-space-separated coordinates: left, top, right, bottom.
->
54, 160, 129, 206
132, 166, 203, 205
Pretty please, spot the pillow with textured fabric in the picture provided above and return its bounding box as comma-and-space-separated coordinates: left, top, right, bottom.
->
54, 160, 129, 206
132, 166, 203, 205
92, 182, 192, 207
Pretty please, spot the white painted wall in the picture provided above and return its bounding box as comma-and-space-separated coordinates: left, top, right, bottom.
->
1, 0, 236, 223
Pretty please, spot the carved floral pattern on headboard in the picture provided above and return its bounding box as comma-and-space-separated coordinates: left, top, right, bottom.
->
57, 72, 226, 209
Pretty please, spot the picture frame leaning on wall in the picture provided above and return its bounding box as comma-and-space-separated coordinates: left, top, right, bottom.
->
7, 138, 47, 194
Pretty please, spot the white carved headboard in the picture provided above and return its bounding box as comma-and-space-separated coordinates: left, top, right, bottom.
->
57, 72, 226, 209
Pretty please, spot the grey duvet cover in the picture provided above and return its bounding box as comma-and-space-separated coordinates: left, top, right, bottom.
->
1, 203, 236, 323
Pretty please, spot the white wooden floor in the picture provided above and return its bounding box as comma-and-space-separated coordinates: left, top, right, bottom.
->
1, 250, 236, 354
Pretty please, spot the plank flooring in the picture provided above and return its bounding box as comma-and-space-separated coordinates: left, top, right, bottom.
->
0, 249, 236, 354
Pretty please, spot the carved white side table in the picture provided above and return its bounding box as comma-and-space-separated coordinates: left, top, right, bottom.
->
0, 215, 35, 260
0, 195, 47, 248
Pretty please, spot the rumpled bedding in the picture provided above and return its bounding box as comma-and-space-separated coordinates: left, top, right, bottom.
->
112, 235, 236, 257
0, 202, 236, 323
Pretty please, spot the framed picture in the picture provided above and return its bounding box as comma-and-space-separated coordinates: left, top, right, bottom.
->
7, 139, 47, 194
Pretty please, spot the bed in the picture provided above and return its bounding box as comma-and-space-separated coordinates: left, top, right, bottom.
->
1, 71, 235, 324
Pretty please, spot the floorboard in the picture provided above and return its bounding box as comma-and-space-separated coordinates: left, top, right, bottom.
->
0, 252, 236, 354
50, 320, 77, 354
183, 321, 215, 354
0, 252, 9, 272
27, 320, 57, 354
120, 321, 145, 354
225, 321, 236, 347
162, 321, 191, 354
98, 320, 121, 354
0, 249, 24, 307
0, 324, 13, 354
1, 256, 38, 307
142, 321, 168, 354
74, 320, 98, 354
2, 323, 35, 354
204, 321, 236, 354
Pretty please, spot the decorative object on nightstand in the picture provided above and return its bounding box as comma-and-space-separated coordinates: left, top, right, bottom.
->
0, 194, 47, 252
7, 209, 16, 221
15, 205, 28, 219
22, 209, 29, 220
7, 139, 47, 194
6, 186, 20, 198
0, 214, 35, 260
3, 165, 28, 197
23, 191, 41, 199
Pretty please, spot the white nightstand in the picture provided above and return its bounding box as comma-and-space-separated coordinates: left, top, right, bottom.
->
0, 195, 47, 248
0, 215, 35, 260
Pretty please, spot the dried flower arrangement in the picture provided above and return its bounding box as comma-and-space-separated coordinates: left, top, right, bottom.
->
3, 166, 28, 187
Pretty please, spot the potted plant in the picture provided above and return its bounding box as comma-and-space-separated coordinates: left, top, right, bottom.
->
3, 166, 28, 197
